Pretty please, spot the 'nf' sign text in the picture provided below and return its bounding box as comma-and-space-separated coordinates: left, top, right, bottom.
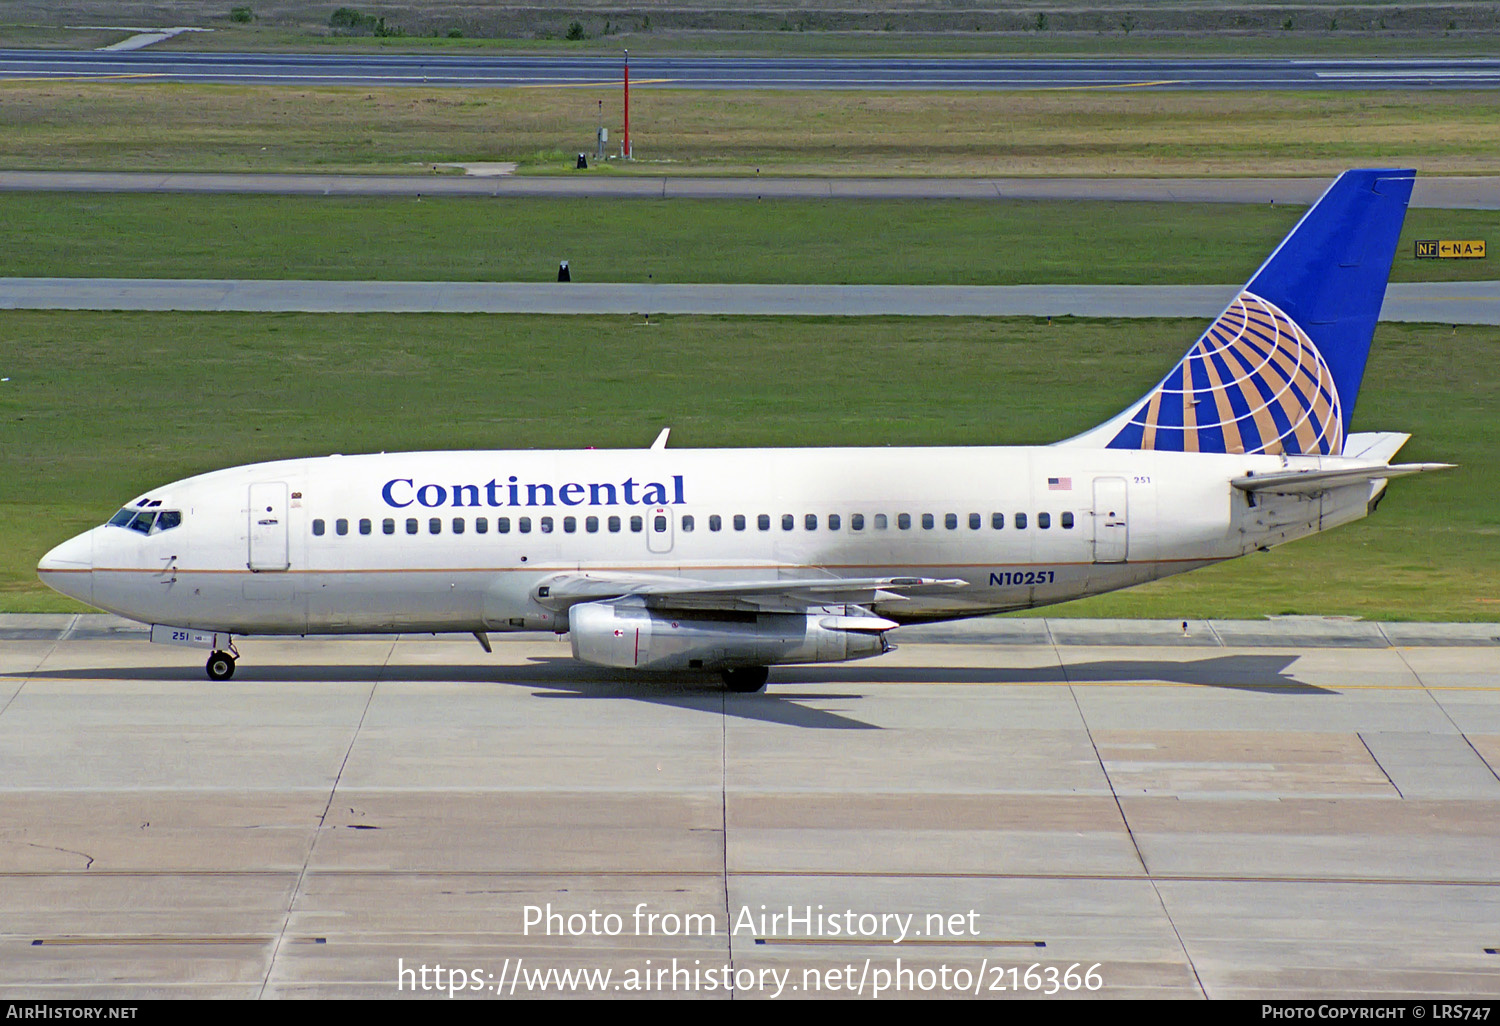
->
1415, 239, 1486, 259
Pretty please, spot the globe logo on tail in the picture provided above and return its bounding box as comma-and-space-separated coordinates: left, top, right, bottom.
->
1108, 291, 1344, 456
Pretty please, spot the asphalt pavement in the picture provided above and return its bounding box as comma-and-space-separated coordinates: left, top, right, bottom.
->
2, 278, 1494, 324
5, 50, 1500, 90
0, 170, 1495, 207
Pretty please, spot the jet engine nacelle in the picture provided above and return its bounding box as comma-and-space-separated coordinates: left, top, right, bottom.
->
569, 600, 892, 672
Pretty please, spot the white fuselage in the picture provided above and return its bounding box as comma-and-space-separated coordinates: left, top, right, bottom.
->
39, 444, 1377, 637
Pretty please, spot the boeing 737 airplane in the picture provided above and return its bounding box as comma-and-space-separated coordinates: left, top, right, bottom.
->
37, 168, 1450, 691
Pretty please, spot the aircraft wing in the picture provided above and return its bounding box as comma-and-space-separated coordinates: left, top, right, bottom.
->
1231, 462, 1454, 495
534, 571, 967, 614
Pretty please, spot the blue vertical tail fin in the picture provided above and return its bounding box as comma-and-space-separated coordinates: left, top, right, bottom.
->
1061, 169, 1415, 456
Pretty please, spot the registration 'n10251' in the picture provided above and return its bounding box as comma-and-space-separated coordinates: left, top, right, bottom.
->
989, 570, 1056, 586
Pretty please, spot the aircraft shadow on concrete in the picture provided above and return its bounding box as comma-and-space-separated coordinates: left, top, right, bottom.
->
6, 652, 1329, 731
3, 659, 876, 729
788, 654, 1330, 695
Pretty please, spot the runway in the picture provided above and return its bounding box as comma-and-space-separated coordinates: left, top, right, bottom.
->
3, 278, 1497, 325
2, 616, 1498, 998
2, 170, 1496, 208
4, 50, 1500, 91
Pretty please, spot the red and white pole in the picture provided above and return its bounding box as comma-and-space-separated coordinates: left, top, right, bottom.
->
622, 49, 631, 159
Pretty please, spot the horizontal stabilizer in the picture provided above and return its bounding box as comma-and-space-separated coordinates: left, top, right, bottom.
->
1231, 462, 1454, 495
1342, 431, 1411, 463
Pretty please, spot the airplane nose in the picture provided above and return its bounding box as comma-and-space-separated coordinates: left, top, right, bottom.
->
37, 530, 95, 604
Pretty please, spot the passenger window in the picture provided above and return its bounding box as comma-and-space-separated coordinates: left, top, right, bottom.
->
383, 518, 395, 535
733, 514, 746, 531
475, 517, 488, 534
681, 515, 694, 532
874, 514, 888, 530
498, 517, 511, 534
540, 517, 554, 534
359, 518, 371, 535
519, 517, 532, 534
586, 516, 599, 533
1038, 512, 1051, 529
156, 510, 182, 532
563, 516, 576, 533
630, 516, 643, 533
453, 517, 465, 534
653, 515, 667, 533
851, 513, 865, 531
608, 516, 621, 533
709, 515, 721, 532
992, 513, 1004, 530
312, 519, 325, 537
336, 518, 348, 536
921, 514, 934, 530
969, 513, 981, 530
758, 514, 770, 531
406, 518, 419, 535
945, 513, 957, 530
1015, 513, 1028, 530
1062, 512, 1075, 529
429, 518, 441, 535
897, 513, 911, 530
805, 514, 817, 531
782, 514, 794, 531
828, 514, 841, 531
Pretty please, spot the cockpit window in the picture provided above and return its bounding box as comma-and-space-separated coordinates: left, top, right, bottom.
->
108, 507, 182, 534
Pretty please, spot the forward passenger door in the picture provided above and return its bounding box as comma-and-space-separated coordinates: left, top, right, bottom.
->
248, 482, 290, 571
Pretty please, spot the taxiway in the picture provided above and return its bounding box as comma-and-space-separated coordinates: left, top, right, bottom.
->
2, 616, 1497, 998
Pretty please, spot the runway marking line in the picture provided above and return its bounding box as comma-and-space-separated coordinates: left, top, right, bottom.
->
516, 78, 676, 89
1046, 79, 1181, 91
0, 74, 166, 82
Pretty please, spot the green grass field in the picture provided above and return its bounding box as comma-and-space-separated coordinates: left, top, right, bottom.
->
2, 83, 1498, 178
4, 312, 1496, 619
0, 194, 1494, 286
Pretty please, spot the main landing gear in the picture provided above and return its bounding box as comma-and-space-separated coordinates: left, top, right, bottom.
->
721, 666, 769, 693
206, 649, 237, 681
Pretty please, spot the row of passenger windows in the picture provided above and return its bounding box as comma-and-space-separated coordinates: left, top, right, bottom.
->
311, 511, 1076, 537
313, 514, 653, 537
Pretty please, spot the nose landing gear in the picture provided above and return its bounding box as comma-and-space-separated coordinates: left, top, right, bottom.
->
206, 649, 237, 681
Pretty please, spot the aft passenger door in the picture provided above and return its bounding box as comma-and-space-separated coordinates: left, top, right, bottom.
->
1092, 477, 1128, 563
248, 482, 290, 571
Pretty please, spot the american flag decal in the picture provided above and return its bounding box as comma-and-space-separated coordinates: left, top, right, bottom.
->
1047, 477, 1072, 491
